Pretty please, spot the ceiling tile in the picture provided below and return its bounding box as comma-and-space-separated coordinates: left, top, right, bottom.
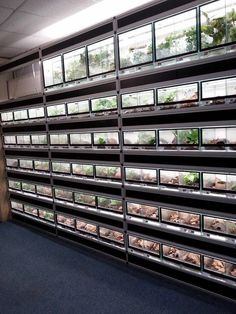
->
0, 46, 26, 58
0, 0, 25, 9
0, 30, 26, 46
0, 6, 13, 23
8, 34, 48, 49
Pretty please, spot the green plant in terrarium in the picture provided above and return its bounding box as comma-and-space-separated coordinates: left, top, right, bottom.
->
184, 26, 197, 51
159, 91, 177, 103
44, 212, 54, 220
98, 137, 106, 145
65, 57, 86, 81
138, 132, 156, 145
178, 129, 198, 145
93, 98, 117, 111
183, 172, 199, 186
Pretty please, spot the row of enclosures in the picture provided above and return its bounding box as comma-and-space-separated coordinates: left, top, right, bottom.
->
42, 0, 236, 87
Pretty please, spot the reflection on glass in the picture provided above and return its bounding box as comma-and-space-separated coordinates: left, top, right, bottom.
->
28, 107, 45, 119
93, 132, 119, 145
1, 112, 13, 122
125, 167, 157, 184
88, 37, 115, 76
201, 77, 236, 99
202, 128, 227, 146
95, 165, 121, 180
163, 245, 201, 267
204, 256, 236, 279
70, 133, 92, 145
17, 135, 31, 145
4, 136, 16, 145
57, 214, 75, 228
37, 185, 52, 197
119, 24, 152, 68
204, 216, 236, 236
9, 180, 21, 190
158, 83, 198, 104
50, 134, 68, 145
43, 56, 63, 87
22, 182, 35, 193
38, 209, 54, 222
200, 0, 236, 49
11, 201, 23, 211
54, 188, 73, 201
99, 227, 124, 244
76, 219, 97, 234
64, 47, 86, 82
203, 173, 227, 191
24, 205, 38, 216
19, 159, 33, 169
155, 9, 197, 59
6, 158, 18, 167
129, 235, 160, 255
97, 197, 123, 212
47, 104, 66, 117
91, 96, 117, 112
161, 208, 200, 229
52, 162, 70, 174
74, 192, 96, 207
122, 90, 154, 109
14, 110, 28, 121
67, 100, 89, 115
127, 202, 158, 219
123, 131, 156, 146
159, 129, 199, 146
34, 160, 50, 171
31, 134, 47, 145
160, 170, 200, 188
72, 164, 93, 177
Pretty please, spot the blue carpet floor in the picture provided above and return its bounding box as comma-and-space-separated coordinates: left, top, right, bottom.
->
0, 222, 235, 314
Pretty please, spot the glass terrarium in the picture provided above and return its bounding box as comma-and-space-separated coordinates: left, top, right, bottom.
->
13, 109, 28, 121
72, 163, 94, 177
70, 133, 92, 146
95, 165, 121, 180
28, 107, 45, 119
201, 77, 236, 99
158, 83, 198, 104
31, 134, 48, 145
52, 162, 70, 174
24, 205, 38, 216
6, 158, 18, 167
126, 202, 159, 220
57, 214, 75, 229
54, 188, 73, 202
125, 167, 157, 184
1, 111, 13, 122
88, 37, 115, 76
204, 216, 236, 237
159, 170, 200, 189
34, 160, 50, 172
155, 9, 197, 60
121, 90, 154, 110
123, 130, 156, 146
36, 185, 52, 197
99, 227, 124, 244
202, 128, 227, 147
97, 196, 123, 213
38, 209, 54, 222
19, 159, 33, 169
11, 201, 23, 211
204, 256, 236, 279
47, 104, 66, 117
93, 132, 119, 146
91, 96, 117, 113
43, 56, 63, 87
64, 47, 86, 82
76, 219, 97, 235
50, 134, 68, 145
163, 245, 201, 267
67, 100, 90, 115
74, 192, 96, 207
8, 180, 21, 190
202, 173, 227, 192
129, 235, 160, 255
4, 136, 16, 145
161, 208, 200, 229
200, 0, 236, 50
17, 135, 31, 145
119, 24, 153, 68
22, 182, 35, 193
227, 174, 236, 192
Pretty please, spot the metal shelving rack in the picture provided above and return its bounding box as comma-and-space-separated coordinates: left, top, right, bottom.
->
0, 0, 236, 300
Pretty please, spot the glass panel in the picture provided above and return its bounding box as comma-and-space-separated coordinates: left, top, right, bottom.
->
204, 216, 236, 236
125, 167, 157, 184
28, 107, 45, 119
155, 9, 197, 59
177, 129, 199, 145
4, 136, 16, 144
34, 160, 50, 171
227, 175, 236, 192
159, 130, 177, 145
8, 180, 21, 190
38, 209, 54, 222
119, 24, 153, 68
54, 189, 73, 201
99, 227, 124, 244
161, 208, 200, 229
163, 245, 201, 267
24, 205, 38, 216
97, 197, 123, 213
202, 77, 236, 99
64, 47, 86, 82
88, 37, 115, 76
67, 100, 89, 115
160, 170, 200, 188
50, 134, 68, 145
19, 159, 33, 169
123, 131, 156, 145
72, 164, 93, 177
22, 182, 35, 193
93, 132, 119, 145
52, 162, 70, 174
1, 112, 13, 122
37, 185, 52, 197
204, 256, 236, 279
200, 0, 236, 49
11, 201, 23, 211
158, 83, 198, 104
76, 219, 97, 234
127, 202, 159, 219
122, 90, 154, 109
31, 134, 47, 145
227, 127, 236, 145
95, 165, 121, 180
43, 56, 63, 87
70, 133, 92, 145
129, 235, 160, 255
14, 109, 28, 120
47, 104, 66, 117
6, 158, 18, 167
17, 135, 31, 145
202, 128, 227, 145
226, 77, 236, 96
91, 96, 117, 112
57, 214, 75, 228
74, 192, 96, 207
203, 173, 227, 191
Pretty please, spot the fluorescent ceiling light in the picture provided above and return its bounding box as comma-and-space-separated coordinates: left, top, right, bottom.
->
36, 0, 154, 41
